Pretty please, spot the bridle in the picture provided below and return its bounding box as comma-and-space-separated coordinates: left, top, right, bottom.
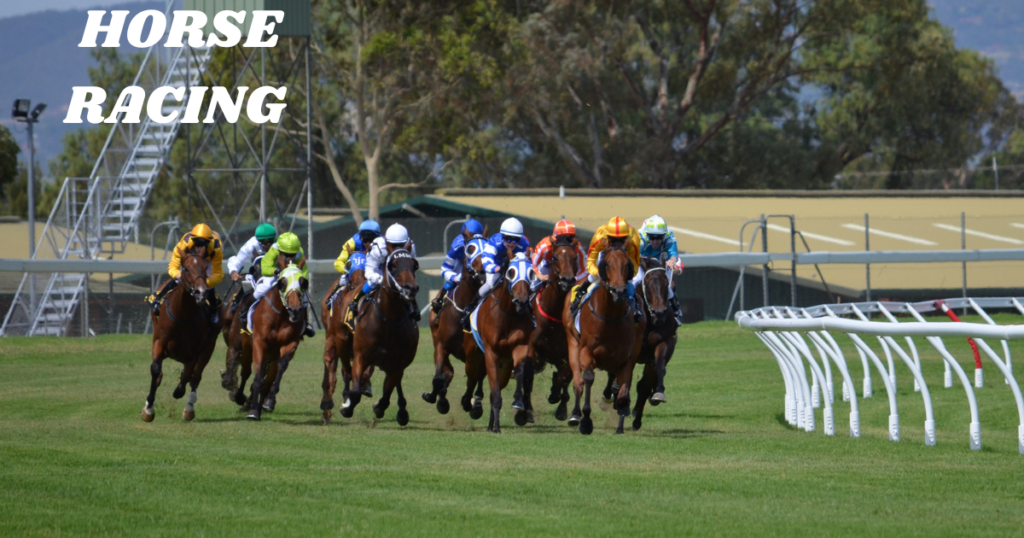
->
641, 265, 668, 321
384, 249, 417, 303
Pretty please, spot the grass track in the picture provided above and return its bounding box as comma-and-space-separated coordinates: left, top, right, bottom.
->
2, 318, 1024, 536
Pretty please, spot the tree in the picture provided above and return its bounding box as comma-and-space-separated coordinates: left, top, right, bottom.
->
0, 124, 19, 210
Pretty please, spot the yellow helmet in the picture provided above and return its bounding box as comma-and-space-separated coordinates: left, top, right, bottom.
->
605, 216, 631, 238
190, 223, 215, 242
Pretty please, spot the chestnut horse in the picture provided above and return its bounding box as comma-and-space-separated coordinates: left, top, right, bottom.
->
630, 257, 678, 430
219, 285, 276, 407
422, 237, 487, 416
339, 249, 420, 425
563, 246, 646, 434
142, 252, 221, 422
245, 265, 309, 420
319, 253, 374, 424
471, 251, 536, 433
527, 236, 580, 422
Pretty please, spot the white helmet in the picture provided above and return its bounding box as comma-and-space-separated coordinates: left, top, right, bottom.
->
643, 215, 668, 236
500, 217, 524, 238
385, 224, 409, 244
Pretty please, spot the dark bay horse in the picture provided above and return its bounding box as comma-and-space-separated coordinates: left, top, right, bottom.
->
473, 252, 536, 433
562, 246, 646, 434
219, 285, 276, 407
423, 237, 487, 416
245, 265, 309, 420
142, 252, 220, 421
527, 236, 580, 422
340, 249, 420, 425
320, 254, 374, 424
630, 257, 678, 430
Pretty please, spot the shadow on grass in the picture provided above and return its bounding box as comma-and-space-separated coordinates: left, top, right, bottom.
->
775, 412, 797, 430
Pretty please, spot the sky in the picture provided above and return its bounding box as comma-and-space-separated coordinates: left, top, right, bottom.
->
0, 0, 171, 19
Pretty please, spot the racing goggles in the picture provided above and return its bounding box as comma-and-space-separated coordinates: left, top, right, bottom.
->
502, 234, 520, 244
647, 233, 666, 242
192, 238, 210, 248
556, 234, 576, 243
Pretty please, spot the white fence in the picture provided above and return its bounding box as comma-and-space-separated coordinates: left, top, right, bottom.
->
735, 297, 1024, 454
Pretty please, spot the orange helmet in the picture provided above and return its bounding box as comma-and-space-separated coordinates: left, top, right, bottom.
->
605, 216, 631, 238
189, 223, 214, 242
553, 219, 576, 236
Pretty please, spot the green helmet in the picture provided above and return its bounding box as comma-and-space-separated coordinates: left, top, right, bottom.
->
255, 223, 277, 241
277, 232, 301, 255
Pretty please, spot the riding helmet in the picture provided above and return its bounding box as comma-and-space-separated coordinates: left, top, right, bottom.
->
553, 219, 576, 236
190, 223, 215, 242
643, 215, 667, 236
255, 223, 277, 241
385, 224, 410, 244
605, 216, 631, 237
462, 219, 484, 236
359, 219, 381, 233
277, 232, 301, 255
500, 218, 524, 238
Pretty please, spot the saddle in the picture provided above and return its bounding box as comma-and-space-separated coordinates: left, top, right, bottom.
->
343, 288, 379, 330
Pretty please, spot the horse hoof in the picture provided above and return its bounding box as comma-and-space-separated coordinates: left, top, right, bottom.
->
579, 417, 594, 435
320, 399, 335, 411
514, 410, 528, 426
460, 394, 472, 412
436, 397, 450, 415
396, 409, 409, 426
469, 404, 483, 420
182, 408, 195, 421
632, 417, 642, 431
527, 410, 535, 424
555, 405, 568, 422
322, 410, 332, 424
373, 404, 385, 419
173, 386, 186, 399
141, 407, 155, 422
512, 400, 525, 411
340, 406, 354, 419
615, 426, 624, 435
362, 386, 373, 398
233, 393, 247, 406
422, 392, 437, 404
262, 400, 276, 413
547, 392, 560, 405
650, 392, 666, 405
247, 410, 261, 421
567, 414, 581, 427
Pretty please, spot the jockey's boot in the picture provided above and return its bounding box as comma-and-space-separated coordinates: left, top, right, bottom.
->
569, 280, 591, 318
346, 288, 367, 328
146, 279, 178, 315
303, 322, 316, 338
669, 296, 683, 326
229, 287, 246, 313
430, 291, 445, 314
461, 294, 483, 332
207, 291, 222, 325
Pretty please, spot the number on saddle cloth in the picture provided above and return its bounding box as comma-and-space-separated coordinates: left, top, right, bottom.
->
347, 252, 367, 272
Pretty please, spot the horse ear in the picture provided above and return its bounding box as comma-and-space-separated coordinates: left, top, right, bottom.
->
483, 225, 489, 237
413, 259, 420, 271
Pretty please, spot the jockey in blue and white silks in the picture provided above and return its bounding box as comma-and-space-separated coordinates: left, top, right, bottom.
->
462, 218, 530, 328
639, 215, 683, 325
347, 223, 420, 323
431, 219, 486, 314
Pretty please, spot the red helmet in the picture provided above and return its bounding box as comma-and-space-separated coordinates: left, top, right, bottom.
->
605, 216, 631, 238
553, 219, 576, 236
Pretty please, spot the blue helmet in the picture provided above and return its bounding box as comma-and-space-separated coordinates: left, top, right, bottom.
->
359, 219, 381, 233
462, 219, 484, 236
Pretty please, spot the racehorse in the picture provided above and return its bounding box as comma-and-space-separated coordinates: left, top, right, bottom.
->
422, 237, 487, 417
320, 253, 374, 424
562, 246, 646, 434
245, 264, 309, 420
527, 236, 579, 422
472, 251, 536, 433
630, 256, 678, 430
142, 252, 221, 422
219, 284, 276, 407
339, 249, 420, 425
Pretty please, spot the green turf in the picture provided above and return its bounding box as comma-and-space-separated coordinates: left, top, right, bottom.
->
2, 317, 1024, 537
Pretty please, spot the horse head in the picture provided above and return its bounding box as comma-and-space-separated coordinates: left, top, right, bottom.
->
597, 246, 633, 303
504, 253, 537, 314
276, 265, 307, 323
386, 249, 420, 304
346, 252, 368, 290
180, 251, 210, 304
463, 237, 488, 285
640, 257, 669, 325
551, 236, 579, 292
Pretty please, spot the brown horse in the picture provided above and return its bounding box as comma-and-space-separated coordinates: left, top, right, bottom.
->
339, 249, 420, 425
219, 285, 270, 406
526, 236, 580, 422
142, 252, 220, 422
423, 236, 488, 416
245, 264, 309, 420
472, 251, 536, 433
319, 255, 374, 424
563, 246, 646, 434
630, 257, 678, 430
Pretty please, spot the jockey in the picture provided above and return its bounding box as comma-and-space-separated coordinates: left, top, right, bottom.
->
251, 232, 315, 338
569, 216, 643, 320
348, 223, 420, 323
430, 218, 485, 314
532, 219, 587, 287
640, 215, 684, 324
146, 223, 224, 321
332, 219, 381, 293
461, 217, 530, 328
226, 222, 277, 311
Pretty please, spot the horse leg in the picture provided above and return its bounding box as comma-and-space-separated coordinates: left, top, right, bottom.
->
633, 362, 655, 431
173, 360, 197, 400
472, 374, 485, 420
602, 371, 615, 403
555, 363, 571, 421
485, 350, 502, 434
395, 375, 410, 426
265, 343, 298, 413
321, 348, 339, 423
650, 343, 669, 405
523, 360, 536, 424
614, 365, 633, 435
341, 352, 365, 418
247, 340, 268, 420
548, 369, 562, 404
221, 343, 240, 392
567, 338, 583, 427
234, 356, 252, 407
142, 340, 165, 421
373, 372, 397, 420
579, 348, 596, 435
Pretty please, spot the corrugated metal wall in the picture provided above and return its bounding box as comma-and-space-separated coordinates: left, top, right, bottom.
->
183, 0, 311, 37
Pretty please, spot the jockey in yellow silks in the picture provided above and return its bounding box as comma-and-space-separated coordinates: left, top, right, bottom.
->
146, 223, 224, 319
569, 216, 643, 318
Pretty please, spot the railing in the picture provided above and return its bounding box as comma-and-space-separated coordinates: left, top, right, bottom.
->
736, 297, 1024, 454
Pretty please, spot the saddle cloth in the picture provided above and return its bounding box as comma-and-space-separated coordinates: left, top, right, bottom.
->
469, 300, 485, 352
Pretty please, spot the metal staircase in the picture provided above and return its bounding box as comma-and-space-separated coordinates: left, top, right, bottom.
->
1, 25, 214, 336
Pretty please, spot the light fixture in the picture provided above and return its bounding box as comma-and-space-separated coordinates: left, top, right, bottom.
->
11, 99, 30, 119
29, 103, 46, 121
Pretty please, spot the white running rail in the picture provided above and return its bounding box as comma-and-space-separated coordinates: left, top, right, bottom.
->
736, 297, 1024, 454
